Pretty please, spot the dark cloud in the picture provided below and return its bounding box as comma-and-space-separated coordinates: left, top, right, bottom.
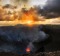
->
44, 0, 60, 12
39, 0, 60, 18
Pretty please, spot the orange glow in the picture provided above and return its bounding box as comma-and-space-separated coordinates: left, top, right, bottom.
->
19, 10, 36, 26
18, 8, 45, 26
0, 5, 48, 26
26, 48, 31, 52
0, 5, 60, 26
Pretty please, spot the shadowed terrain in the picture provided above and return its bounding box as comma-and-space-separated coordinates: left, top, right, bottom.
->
0, 25, 60, 55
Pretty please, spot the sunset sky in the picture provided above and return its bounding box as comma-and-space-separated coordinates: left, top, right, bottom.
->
0, 0, 60, 26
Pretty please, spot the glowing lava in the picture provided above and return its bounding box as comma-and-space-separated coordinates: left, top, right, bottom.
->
26, 48, 31, 52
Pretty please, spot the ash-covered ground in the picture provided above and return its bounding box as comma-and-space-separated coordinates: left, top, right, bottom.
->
0, 25, 60, 55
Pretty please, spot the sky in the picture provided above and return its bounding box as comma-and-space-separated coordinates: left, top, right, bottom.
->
1, 0, 60, 11
0, 0, 47, 8
28, 0, 47, 8
0, 0, 11, 5
44, 0, 60, 12
0, 0, 60, 22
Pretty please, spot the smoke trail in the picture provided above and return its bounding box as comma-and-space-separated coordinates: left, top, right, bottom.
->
24, 26, 48, 52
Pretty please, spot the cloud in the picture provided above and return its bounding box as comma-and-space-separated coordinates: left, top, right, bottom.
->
38, 0, 60, 18
44, 0, 60, 12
